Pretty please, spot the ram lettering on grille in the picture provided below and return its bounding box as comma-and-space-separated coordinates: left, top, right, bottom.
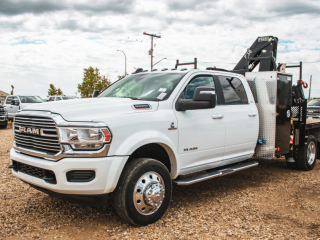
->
14, 116, 61, 155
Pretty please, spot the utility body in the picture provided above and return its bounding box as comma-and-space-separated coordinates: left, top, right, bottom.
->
9, 36, 320, 226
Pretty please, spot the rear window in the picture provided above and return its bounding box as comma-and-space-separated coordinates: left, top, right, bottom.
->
218, 76, 248, 104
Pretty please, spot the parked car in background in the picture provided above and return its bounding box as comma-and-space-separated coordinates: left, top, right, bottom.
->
0, 104, 8, 129
48, 95, 76, 101
307, 99, 320, 119
4, 95, 43, 121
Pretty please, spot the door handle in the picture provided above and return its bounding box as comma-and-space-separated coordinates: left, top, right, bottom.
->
212, 114, 224, 119
248, 113, 257, 117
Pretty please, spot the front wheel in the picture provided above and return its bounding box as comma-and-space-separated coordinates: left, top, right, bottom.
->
113, 158, 172, 226
296, 135, 317, 171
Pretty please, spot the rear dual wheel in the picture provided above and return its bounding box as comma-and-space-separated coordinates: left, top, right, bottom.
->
296, 135, 317, 171
113, 158, 172, 226
287, 135, 317, 171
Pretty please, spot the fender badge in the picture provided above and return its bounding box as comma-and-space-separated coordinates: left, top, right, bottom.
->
168, 122, 177, 130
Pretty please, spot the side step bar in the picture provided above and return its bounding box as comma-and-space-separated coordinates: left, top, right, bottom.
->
174, 161, 259, 186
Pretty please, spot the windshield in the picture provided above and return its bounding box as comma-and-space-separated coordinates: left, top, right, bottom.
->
308, 100, 320, 106
19, 96, 43, 103
99, 73, 186, 101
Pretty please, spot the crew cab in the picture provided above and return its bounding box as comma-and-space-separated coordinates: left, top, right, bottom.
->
4, 95, 43, 121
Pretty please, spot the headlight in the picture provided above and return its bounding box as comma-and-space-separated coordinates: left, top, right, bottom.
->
58, 127, 111, 150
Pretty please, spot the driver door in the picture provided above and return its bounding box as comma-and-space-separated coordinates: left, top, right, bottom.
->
6, 96, 19, 119
174, 75, 225, 174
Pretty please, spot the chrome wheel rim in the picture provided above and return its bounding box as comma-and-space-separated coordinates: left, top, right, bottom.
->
133, 171, 165, 215
307, 142, 316, 165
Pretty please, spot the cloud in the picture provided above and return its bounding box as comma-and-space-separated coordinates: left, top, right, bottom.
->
0, 0, 65, 15
0, 0, 135, 16
1, 0, 320, 98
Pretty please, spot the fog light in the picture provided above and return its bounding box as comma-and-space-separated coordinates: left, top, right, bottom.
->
66, 170, 95, 182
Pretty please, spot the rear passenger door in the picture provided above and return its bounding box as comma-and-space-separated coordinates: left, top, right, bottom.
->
217, 75, 258, 161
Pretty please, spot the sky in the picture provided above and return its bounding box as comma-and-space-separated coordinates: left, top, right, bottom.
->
0, 0, 320, 99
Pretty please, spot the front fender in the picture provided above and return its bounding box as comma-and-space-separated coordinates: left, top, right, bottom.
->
112, 131, 179, 178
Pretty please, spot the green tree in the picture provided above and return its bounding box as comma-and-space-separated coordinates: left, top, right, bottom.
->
57, 88, 63, 95
48, 84, 57, 96
117, 74, 126, 80
78, 67, 111, 98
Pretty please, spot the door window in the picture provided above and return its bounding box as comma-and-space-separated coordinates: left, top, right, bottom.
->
183, 76, 215, 99
6, 97, 13, 104
6, 96, 18, 104
48, 97, 55, 101
56, 97, 62, 101
218, 76, 248, 104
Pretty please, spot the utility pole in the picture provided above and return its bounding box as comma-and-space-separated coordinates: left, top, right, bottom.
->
309, 75, 312, 99
143, 32, 161, 70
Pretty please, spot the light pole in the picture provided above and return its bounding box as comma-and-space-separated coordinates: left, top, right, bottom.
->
153, 58, 167, 68
117, 50, 127, 76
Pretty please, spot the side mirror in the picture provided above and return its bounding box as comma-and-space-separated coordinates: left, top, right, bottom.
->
11, 100, 19, 106
92, 90, 100, 98
176, 87, 216, 111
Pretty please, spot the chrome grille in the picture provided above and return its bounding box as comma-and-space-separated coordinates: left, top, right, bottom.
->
14, 116, 61, 155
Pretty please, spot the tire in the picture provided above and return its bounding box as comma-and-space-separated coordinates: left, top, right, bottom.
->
113, 158, 172, 226
296, 135, 317, 171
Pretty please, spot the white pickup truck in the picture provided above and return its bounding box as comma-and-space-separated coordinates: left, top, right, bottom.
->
10, 70, 262, 224
9, 38, 318, 226
4, 95, 43, 121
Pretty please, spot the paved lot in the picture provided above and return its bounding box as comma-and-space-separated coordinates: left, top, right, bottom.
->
1, 124, 320, 239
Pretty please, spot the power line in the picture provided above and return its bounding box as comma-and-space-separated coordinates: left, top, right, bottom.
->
154, 56, 320, 65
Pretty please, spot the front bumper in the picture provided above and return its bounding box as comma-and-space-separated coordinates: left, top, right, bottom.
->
10, 148, 129, 195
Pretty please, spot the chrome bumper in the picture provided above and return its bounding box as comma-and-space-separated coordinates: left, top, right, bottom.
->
13, 142, 110, 161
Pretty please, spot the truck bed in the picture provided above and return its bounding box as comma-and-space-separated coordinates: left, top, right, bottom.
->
306, 119, 320, 129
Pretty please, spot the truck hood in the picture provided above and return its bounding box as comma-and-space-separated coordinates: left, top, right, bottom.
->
22, 97, 159, 121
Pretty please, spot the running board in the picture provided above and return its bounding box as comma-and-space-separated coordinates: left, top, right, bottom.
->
174, 161, 259, 186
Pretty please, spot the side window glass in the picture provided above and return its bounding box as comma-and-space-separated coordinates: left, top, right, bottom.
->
6, 97, 13, 104
218, 76, 248, 104
183, 76, 215, 99
56, 97, 62, 101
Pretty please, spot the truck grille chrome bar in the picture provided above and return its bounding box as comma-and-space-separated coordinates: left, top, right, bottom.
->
14, 116, 61, 155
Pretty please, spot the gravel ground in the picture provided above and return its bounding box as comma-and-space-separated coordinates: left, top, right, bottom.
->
1, 124, 320, 239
